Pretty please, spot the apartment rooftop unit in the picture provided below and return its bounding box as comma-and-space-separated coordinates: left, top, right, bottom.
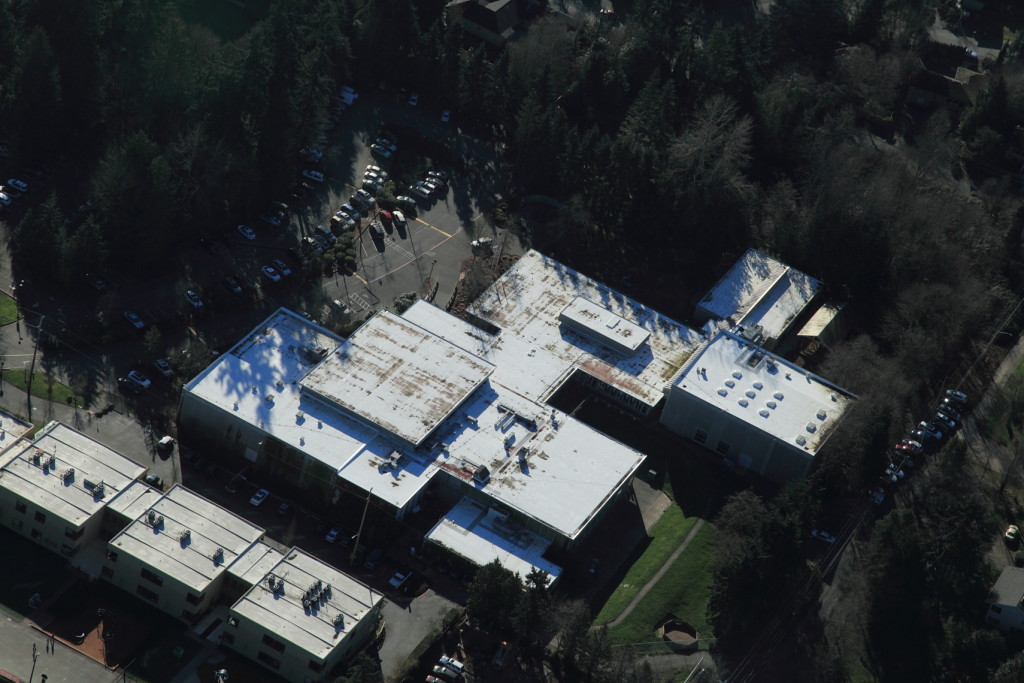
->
0, 421, 145, 528
671, 331, 855, 455
231, 547, 383, 661
109, 485, 265, 593
696, 249, 821, 344
466, 250, 703, 412
302, 310, 495, 447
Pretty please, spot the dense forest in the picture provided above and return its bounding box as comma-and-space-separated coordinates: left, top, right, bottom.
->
3, 0, 1024, 680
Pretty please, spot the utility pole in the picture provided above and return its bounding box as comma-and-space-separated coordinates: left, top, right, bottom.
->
26, 315, 45, 420
350, 487, 373, 566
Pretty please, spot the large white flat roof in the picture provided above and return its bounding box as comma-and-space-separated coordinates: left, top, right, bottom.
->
429, 382, 645, 539
467, 250, 702, 408
231, 547, 382, 659
302, 310, 494, 446
110, 485, 265, 593
697, 249, 821, 340
425, 497, 561, 584
673, 332, 855, 454
227, 541, 283, 587
0, 421, 145, 528
106, 480, 163, 521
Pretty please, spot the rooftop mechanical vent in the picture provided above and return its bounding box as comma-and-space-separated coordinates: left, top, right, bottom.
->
773, 392, 784, 400
732, 371, 743, 379
725, 380, 735, 388
745, 390, 756, 399
805, 423, 817, 433
738, 399, 749, 407
759, 409, 770, 418
766, 401, 777, 409
717, 388, 728, 397
796, 435, 807, 446
817, 409, 827, 420
753, 382, 763, 390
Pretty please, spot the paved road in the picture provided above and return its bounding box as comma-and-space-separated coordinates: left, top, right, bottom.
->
0, 613, 114, 683
378, 590, 457, 682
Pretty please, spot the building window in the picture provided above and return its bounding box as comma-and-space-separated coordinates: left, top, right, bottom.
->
991, 605, 1003, 614
261, 634, 286, 653
140, 568, 164, 587
34, 511, 46, 524
308, 660, 324, 672
101, 566, 113, 579
106, 550, 118, 563
60, 544, 74, 557
30, 528, 41, 540
11, 519, 22, 531
136, 585, 159, 603
222, 633, 235, 645
65, 527, 84, 541
694, 429, 708, 444
716, 440, 730, 455
14, 501, 26, 513
186, 593, 201, 606
257, 651, 282, 670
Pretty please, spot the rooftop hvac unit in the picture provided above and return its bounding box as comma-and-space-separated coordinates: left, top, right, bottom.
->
267, 574, 277, 589
753, 382, 764, 390
296, 411, 305, 420
796, 435, 807, 446
265, 395, 275, 404
147, 509, 158, 525
276, 380, 285, 390
738, 399, 749, 407
180, 529, 191, 544
333, 613, 345, 629
32, 449, 42, 465
817, 409, 827, 420
157, 515, 164, 527
725, 380, 735, 388
62, 468, 75, 483
323, 583, 332, 599
47, 455, 56, 469
213, 547, 224, 562
302, 597, 311, 610
805, 423, 817, 434
93, 481, 106, 498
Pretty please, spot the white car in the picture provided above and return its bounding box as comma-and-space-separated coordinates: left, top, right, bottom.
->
184, 290, 204, 308
370, 143, 392, 159
6, 178, 28, 194
810, 530, 836, 543
0, 193, 11, 207
124, 311, 145, 329
261, 265, 282, 282
236, 224, 256, 240
440, 109, 451, 123
363, 171, 384, 183
392, 210, 407, 228
408, 93, 419, 106
127, 370, 152, 389
302, 169, 325, 183
423, 178, 445, 195
365, 164, 383, 175
438, 655, 464, 674
250, 488, 269, 506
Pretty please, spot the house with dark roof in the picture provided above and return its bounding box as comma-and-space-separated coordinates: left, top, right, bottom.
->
446, 0, 526, 46
986, 566, 1024, 632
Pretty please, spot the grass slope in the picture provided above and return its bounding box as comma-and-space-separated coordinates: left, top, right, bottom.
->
607, 523, 718, 645
593, 506, 697, 624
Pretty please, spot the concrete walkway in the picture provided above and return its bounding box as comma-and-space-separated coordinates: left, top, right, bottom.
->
598, 518, 706, 629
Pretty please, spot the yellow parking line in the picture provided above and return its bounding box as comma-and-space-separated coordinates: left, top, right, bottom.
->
416, 217, 451, 238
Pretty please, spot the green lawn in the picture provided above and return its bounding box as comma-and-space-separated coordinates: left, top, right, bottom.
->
0, 291, 19, 325
5, 368, 80, 406
593, 506, 698, 624
607, 523, 718, 645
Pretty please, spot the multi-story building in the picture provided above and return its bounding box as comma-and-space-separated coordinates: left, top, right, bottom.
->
0, 421, 146, 558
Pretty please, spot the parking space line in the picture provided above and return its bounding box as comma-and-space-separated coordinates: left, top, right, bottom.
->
416, 218, 451, 238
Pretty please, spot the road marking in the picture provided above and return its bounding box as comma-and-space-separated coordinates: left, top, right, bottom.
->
351, 292, 373, 311
353, 273, 369, 285
385, 237, 414, 259
416, 217, 451, 237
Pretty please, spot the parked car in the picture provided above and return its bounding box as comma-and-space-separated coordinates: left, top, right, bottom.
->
325, 528, 340, 543
302, 169, 325, 183
427, 171, 448, 185
153, 358, 173, 378
1006, 525, 1020, 543
261, 265, 282, 282
0, 192, 11, 207
277, 502, 291, 516
354, 189, 375, 207
299, 147, 323, 161
939, 399, 963, 418
430, 665, 457, 681
127, 371, 152, 389
260, 212, 286, 227
440, 109, 451, 123
934, 411, 958, 428
388, 571, 411, 590
369, 143, 392, 159
363, 547, 384, 569
423, 178, 445, 196
222, 276, 243, 294
916, 421, 942, 439
157, 435, 175, 452
438, 656, 464, 675
396, 196, 416, 212
869, 487, 885, 504
409, 184, 431, 200
184, 290, 204, 308
236, 224, 256, 240
332, 299, 352, 315
810, 529, 837, 543
493, 641, 510, 670
117, 377, 140, 395
365, 164, 384, 175
6, 178, 28, 194
225, 475, 245, 493
124, 310, 145, 330
340, 203, 361, 219
332, 212, 357, 231
249, 489, 269, 506
946, 389, 968, 404
270, 258, 292, 277
392, 210, 407, 228
374, 138, 398, 152
144, 474, 163, 490
408, 93, 419, 106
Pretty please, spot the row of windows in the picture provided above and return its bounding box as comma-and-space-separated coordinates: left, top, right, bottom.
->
136, 584, 158, 603
140, 567, 163, 587
261, 633, 286, 653
693, 429, 731, 455
253, 650, 322, 674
